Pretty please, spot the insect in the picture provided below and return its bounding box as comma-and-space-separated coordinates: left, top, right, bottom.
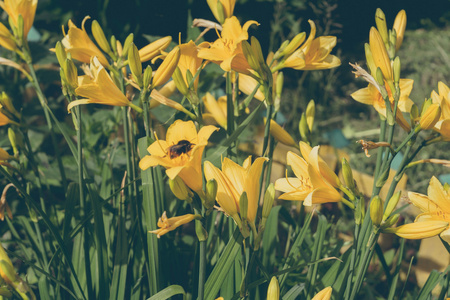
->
167, 140, 195, 159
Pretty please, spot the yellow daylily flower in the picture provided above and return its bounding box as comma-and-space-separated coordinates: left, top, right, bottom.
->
150, 211, 196, 238
0, 22, 17, 51
350, 78, 414, 131
385, 177, 450, 242
274, 142, 341, 206
280, 20, 340, 71
139, 36, 172, 63
198, 16, 258, 75
312, 287, 332, 300
431, 81, 450, 139
68, 57, 141, 112
204, 156, 268, 224
177, 41, 209, 91
61, 17, 110, 67
203, 92, 227, 129
207, 0, 235, 23
238, 73, 265, 101
139, 120, 218, 193
0, 0, 37, 37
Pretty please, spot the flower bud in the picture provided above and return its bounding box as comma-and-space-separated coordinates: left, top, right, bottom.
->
306, 99, 315, 132
0, 92, 19, 118
393, 56, 401, 86
251, 36, 265, 66
152, 46, 180, 88
91, 20, 112, 54
364, 43, 376, 77
110, 35, 118, 55
355, 197, 364, 225
410, 104, 419, 126
262, 183, 275, 222
169, 176, 192, 201
393, 10, 407, 52
274, 40, 289, 59
64, 59, 78, 89
128, 43, 143, 87
206, 178, 218, 209
275, 71, 284, 99
54, 41, 67, 68
266, 118, 296, 147
383, 191, 401, 222
139, 36, 172, 63
279, 32, 306, 58
375, 8, 389, 44
242, 40, 261, 75
143, 65, 153, 89
375, 67, 385, 87
341, 158, 356, 191
195, 219, 208, 242
299, 112, 309, 142
17, 15, 24, 42
0, 245, 15, 286
185, 69, 194, 89
8, 128, 19, 156
381, 213, 399, 229
419, 103, 441, 130
121, 33, 134, 58
370, 196, 383, 227
239, 192, 248, 221
267, 276, 280, 300
172, 67, 189, 96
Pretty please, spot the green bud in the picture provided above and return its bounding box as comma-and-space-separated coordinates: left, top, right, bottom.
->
143, 65, 153, 89
410, 104, 419, 126
17, 15, 24, 42
206, 178, 218, 210
375, 8, 389, 44
195, 220, 208, 242
0, 92, 19, 118
370, 196, 383, 227
274, 40, 290, 59
64, 59, 78, 89
341, 158, 356, 191
381, 213, 399, 229
387, 29, 396, 58
91, 20, 112, 54
55, 42, 67, 68
275, 71, 284, 99
8, 128, 19, 156
393, 56, 401, 85
383, 191, 401, 222
110, 35, 118, 55
128, 43, 143, 87
169, 176, 192, 201
267, 276, 280, 300
239, 192, 248, 221
242, 40, 261, 75
420, 98, 433, 116
262, 183, 275, 222
355, 198, 364, 225
364, 43, 376, 77
122, 33, 134, 58
299, 112, 309, 142
375, 67, 385, 87
215, 0, 225, 24
185, 69, 194, 88
172, 67, 189, 96
280, 32, 306, 58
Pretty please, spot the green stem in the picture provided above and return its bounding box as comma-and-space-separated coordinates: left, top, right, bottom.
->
226, 72, 236, 158
344, 223, 360, 300
261, 104, 274, 157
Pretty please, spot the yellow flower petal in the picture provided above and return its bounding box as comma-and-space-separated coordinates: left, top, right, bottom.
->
369, 27, 392, 81
387, 220, 448, 239
312, 287, 332, 300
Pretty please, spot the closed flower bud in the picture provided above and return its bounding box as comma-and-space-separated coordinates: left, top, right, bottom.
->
410, 104, 419, 125
306, 99, 315, 132
169, 176, 192, 201
393, 10, 407, 52
262, 183, 275, 223
370, 196, 383, 227
364, 43, 376, 77
172, 67, 189, 96
355, 197, 364, 225
122, 33, 134, 58
152, 46, 180, 88
206, 178, 218, 209
280, 32, 306, 58
383, 191, 401, 222
64, 59, 78, 89
299, 112, 309, 142
267, 276, 280, 300
239, 192, 248, 221
17, 15, 24, 42
54, 41, 67, 68
274, 40, 289, 59
139, 36, 172, 63
381, 213, 400, 229
110, 35, 118, 55
0, 245, 16, 286
341, 158, 356, 191
128, 43, 143, 87
0, 92, 19, 118
393, 56, 401, 85
375, 8, 389, 44
91, 20, 112, 54
266, 118, 296, 147
275, 72, 284, 99
375, 67, 385, 87
8, 128, 19, 156
143, 65, 153, 89
419, 103, 441, 130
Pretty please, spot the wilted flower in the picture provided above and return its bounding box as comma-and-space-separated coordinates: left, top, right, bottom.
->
139, 120, 218, 193
198, 16, 258, 75
204, 156, 267, 225
61, 17, 110, 67
150, 211, 197, 238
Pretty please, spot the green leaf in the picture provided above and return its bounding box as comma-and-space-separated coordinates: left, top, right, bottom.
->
146, 285, 186, 300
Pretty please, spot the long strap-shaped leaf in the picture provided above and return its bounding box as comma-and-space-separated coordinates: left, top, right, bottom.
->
204, 227, 244, 299
146, 285, 186, 300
